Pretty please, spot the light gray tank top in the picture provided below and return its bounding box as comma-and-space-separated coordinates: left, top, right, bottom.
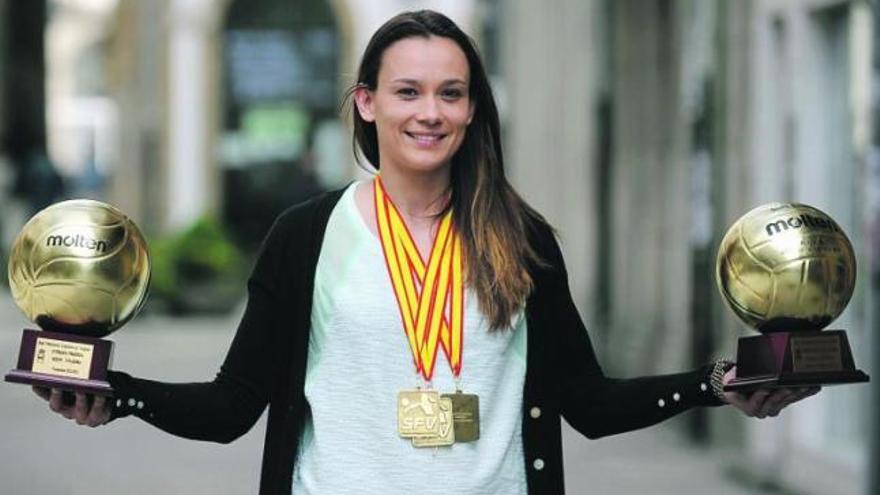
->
291, 181, 528, 494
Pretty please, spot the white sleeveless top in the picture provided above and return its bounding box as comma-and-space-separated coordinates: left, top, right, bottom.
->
291, 181, 528, 494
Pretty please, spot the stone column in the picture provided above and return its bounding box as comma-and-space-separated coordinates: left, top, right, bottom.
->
605, 0, 692, 375
108, 0, 164, 231
502, 0, 603, 325
163, 0, 229, 231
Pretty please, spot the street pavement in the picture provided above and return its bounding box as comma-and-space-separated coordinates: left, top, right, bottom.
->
0, 292, 767, 495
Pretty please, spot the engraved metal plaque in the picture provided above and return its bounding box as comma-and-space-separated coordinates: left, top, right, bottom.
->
31, 337, 94, 379
791, 335, 843, 373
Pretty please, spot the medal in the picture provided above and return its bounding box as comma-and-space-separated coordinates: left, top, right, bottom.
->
443, 391, 480, 442
376, 178, 480, 447
411, 396, 455, 447
397, 390, 442, 438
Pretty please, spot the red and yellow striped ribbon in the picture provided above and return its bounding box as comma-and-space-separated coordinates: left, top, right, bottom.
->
374, 177, 464, 381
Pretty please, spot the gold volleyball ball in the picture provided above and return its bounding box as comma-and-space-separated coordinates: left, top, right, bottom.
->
8, 199, 151, 337
716, 202, 855, 333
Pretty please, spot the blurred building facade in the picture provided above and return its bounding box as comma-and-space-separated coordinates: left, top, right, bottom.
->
0, 0, 876, 494
501, 1, 876, 494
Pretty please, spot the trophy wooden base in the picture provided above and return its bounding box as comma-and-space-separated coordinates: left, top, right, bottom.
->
4, 329, 114, 397
5, 370, 113, 395
724, 329, 869, 393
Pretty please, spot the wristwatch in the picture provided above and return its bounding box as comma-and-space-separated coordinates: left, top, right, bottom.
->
710, 359, 736, 401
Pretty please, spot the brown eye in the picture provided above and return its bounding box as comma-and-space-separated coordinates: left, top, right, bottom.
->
397, 88, 418, 98
441, 88, 465, 100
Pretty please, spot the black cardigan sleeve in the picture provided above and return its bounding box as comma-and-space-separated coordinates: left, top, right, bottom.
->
535, 223, 724, 440
106, 208, 299, 444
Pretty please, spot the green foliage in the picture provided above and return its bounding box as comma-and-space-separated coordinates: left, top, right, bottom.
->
148, 217, 247, 314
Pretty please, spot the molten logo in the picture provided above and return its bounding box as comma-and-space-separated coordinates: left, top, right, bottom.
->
46, 234, 109, 253
765, 214, 840, 237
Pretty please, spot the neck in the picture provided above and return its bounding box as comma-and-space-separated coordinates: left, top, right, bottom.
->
378, 166, 451, 221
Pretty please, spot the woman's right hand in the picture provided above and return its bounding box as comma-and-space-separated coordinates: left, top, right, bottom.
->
32, 386, 111, 427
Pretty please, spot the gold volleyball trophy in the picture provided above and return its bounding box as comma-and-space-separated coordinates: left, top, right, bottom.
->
716, 203, 869, 392
4, 200, 150, 396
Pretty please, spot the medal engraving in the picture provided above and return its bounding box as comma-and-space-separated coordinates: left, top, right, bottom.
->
444, 392, 480, 442
398, 390, 442, 438
412, 396, 455, 447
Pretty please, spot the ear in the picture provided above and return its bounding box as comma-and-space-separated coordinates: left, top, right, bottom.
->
467, 100, 475, 125
353, 86, 376, 123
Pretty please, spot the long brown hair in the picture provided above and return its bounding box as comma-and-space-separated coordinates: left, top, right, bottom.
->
347, 10, 549, 330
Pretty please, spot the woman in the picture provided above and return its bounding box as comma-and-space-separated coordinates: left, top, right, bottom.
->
35, 10, 817, 495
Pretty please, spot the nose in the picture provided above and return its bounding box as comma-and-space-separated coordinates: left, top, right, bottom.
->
416, 96, 442, 126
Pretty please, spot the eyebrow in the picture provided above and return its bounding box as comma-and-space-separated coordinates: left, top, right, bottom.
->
391, 78, 468, 86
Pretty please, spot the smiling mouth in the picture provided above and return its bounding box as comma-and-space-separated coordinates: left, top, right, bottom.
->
405, 132, 447, 145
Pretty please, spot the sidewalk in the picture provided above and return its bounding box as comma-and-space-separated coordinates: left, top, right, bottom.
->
562, 421, 757, 495
1, 293, 763, 494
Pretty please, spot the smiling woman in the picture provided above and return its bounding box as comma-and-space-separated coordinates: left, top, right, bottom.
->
33, 9, 820, 495
353, 36, 473, 175
348, 12, 542, 333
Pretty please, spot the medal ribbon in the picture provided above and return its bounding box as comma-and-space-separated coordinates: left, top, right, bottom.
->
375, 178, 464, 381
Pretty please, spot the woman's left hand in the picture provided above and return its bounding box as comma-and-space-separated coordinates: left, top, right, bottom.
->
721, 366, 820, 418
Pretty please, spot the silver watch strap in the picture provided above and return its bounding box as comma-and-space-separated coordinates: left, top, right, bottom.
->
710, 360, 736, 401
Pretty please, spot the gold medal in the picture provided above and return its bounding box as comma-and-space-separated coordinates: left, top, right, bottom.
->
411, 396, 455, 447
443, 391, 480, 442
398, 390, 442, 438
377, 178, 480, 446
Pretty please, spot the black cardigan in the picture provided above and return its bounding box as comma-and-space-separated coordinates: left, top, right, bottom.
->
108, 187, 723, 494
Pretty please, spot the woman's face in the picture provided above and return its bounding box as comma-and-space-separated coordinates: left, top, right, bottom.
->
355, 35, 474, 177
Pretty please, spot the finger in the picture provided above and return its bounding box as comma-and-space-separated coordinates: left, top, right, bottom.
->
73, 392, 89, 425
767, 389, 796, 413
32, 386, 51, 401
773, 390, 803, 416
723, 391, 750, 411
56, 393, 76, 419
770, 386, 823, 416
85, 395, 109, 427
763, 390, 796, 417
726, 389, 767, 417
747, 389, 772, 417
49, 389, 67, 414
759, 395, 780, 417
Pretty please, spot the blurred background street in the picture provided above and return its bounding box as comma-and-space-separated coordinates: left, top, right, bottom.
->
0, 0, 878, 493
